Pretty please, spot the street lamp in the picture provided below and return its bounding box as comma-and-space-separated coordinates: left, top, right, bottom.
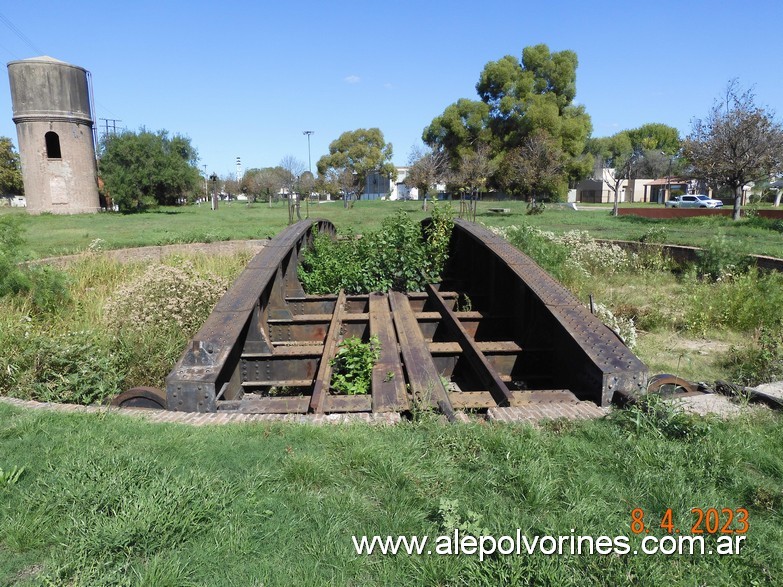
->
302, 130, 314, 174
303, 131, 315, 214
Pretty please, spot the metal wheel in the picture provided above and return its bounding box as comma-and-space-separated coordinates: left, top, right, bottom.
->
110, 386, 167, 409
647, 374, 698, 396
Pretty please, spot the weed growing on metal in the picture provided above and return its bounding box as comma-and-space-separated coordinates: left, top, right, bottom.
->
329, 335, 381, 395
298, 205, 454, 294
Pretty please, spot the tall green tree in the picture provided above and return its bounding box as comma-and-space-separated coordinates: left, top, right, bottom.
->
0, 137, 23, 196
423, 44, 593, 200
625, 123, 680, 154
99, 129, 201, 212
684, 80, 783, 220
317, 128, 396, 207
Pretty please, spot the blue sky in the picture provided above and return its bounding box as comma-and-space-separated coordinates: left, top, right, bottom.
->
2, 1, 782, 178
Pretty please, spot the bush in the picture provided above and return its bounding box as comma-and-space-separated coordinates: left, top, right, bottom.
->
611, 393, 710, 440
329, 335, 380, 395
723, 325, 783, 386
681, 269, 783, 333
0, 215, 69, 313
695, 234, 751, 282
591, 302, 637, 350
1, 327, 125, 404
298, 206, 454, 294
104, 260, 228, 336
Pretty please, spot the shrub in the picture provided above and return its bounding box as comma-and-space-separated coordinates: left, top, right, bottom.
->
1, 327, 126, 404
298, 206, 454, 294
695, 234, 751, 282
681, 269, 783, 333
104, 260, 228, 336
611, 393, 710, 440
0, 215, 69, 313
723, 325, 783, 386
591, 302, 638, 350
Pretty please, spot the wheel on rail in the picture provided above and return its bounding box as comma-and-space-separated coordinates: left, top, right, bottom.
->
110, 386, 167, 409
647, 374, 698, 396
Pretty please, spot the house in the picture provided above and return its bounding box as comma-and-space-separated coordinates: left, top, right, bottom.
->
362, 167, 446, 201
574, 168, 653, 203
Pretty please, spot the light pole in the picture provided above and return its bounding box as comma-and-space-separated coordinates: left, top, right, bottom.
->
303, 130, 314, 215
303, 130, 314, 174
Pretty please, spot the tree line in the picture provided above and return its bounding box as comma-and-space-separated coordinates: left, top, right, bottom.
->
2, 44, 781, 218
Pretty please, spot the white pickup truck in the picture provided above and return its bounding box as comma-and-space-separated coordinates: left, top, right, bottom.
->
664, 194, 723, 208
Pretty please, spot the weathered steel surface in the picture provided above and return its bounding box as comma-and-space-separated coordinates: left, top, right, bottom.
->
110, 387, 167, 409
438, 220, 648, 406
163, 216, 648, 416
166, 219, 335, 412
388, 290, 453, 415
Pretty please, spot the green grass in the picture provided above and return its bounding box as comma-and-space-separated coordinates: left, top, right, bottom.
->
0, 404, 781, 586
2, 200, 782, 259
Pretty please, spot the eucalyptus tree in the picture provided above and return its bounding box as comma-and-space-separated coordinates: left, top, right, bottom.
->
423, 44, 593, 200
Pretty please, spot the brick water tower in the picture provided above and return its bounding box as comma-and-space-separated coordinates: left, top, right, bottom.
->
7, 56, 100, 214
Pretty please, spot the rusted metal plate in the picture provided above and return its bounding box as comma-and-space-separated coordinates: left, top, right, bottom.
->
370, 292, 409, 413
388, 291, 453, 415
323, 394, 372, 413
310, 290, 347, 413
218, 396, 310, 413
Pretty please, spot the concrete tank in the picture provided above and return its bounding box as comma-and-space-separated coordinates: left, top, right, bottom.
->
7, 56, 101, 214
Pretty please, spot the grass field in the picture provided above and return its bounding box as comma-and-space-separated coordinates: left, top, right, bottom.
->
2, 199, 782, 259
1, 403, 781, 586
1, 200, 782, 586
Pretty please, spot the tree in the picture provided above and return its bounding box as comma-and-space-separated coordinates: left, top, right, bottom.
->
626, 123, 681, 155
586, 132, 637, 216
279, 155, 306, 222
422, 99, 491, 167
405, 145, 448, 205
99, 129, 201, 212
317, 128, 395, 208
684, 80, 783, 220
498, 129, 566, 200
0, 137, 23, 196
451, 143, 496, 221
423, 44, 592, 199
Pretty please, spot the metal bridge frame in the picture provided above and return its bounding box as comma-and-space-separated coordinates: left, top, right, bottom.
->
165, 218, 648, 414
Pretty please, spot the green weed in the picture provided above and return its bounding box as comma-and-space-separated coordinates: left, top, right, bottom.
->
329, 335, 380, 395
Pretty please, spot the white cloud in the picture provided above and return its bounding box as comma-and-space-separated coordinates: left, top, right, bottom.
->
344, 75, 360, 84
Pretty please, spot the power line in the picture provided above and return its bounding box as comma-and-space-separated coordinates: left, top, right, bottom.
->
0, 10, 44, 56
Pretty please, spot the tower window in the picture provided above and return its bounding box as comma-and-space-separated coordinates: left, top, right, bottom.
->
45, 132, 61, 159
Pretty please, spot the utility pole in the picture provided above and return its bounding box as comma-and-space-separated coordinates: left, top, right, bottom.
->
99, 118, 122, 138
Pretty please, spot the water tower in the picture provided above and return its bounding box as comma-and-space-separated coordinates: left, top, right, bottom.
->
7, 56, 100, 214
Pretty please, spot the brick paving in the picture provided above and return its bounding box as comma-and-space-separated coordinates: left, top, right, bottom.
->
0, 395, 615, 426
0, 397, 401, 426
487, 401, 609, 424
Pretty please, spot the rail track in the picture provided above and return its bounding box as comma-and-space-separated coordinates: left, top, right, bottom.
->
121, 218, 650, 421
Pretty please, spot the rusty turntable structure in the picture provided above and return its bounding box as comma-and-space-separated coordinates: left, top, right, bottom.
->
114, 218, 652, 421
